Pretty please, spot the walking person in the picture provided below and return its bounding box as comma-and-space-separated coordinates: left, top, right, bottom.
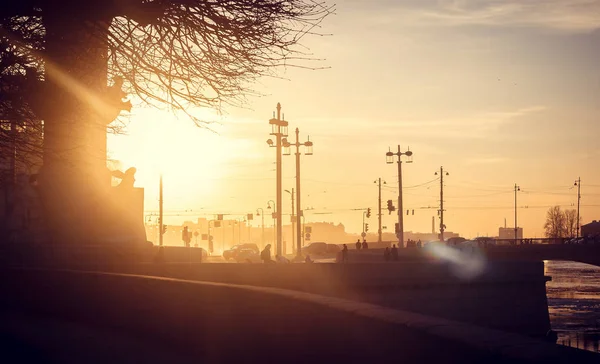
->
355, 239, 361, 251
391, 244, 399, 261
261, 244, 275, 264
342, 244, 349, 263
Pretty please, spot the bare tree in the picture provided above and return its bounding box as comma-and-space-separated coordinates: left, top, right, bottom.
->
544, 205, 566, 238
0, 1, 334, 243
563, 209, 579, 238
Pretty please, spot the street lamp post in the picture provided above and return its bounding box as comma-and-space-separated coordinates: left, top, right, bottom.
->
386, 145, 413, 248
435, 167, 449, 242
267, 103, 288, 256
285, 189, 295, 256
514, 183, 521, 243
267, 200, 276, 246
257, 208, 265, 249
574, 178, 581, 238
283, 127, 313, 258
301, 214, 306, 247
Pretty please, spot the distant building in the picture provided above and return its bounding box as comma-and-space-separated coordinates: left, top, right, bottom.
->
581, 221, 600, 237
499, 227, 523, 240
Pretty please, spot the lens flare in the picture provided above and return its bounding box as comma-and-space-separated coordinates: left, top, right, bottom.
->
423, 241, 487, 280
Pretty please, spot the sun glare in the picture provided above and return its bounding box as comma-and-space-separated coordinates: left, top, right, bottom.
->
108, 107, 228, 209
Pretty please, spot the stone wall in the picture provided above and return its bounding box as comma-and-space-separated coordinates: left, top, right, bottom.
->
1, 269, 597, 363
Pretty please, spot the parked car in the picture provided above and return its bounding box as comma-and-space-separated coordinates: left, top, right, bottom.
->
326, 244, 341, 254
447, 237, 466, 246
301, 242, 328, 256
235, 248, 260, 263
223, 243, 260, 260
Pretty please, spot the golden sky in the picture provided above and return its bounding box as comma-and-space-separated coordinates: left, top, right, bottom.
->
108, 0, 600, 239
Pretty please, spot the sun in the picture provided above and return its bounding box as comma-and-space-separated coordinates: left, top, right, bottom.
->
108, 107, 227, 210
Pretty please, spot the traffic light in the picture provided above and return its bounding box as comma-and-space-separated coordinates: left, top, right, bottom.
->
387, 200, 395, 214
366, 208, 371, 218
162, 224, 167, 234
365, 223, 369, 232
208, 235, 214, 253
395, 223, 399, 233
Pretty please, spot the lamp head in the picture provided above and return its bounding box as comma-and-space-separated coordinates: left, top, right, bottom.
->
267, 139, 274, 146
386, 151, 394, 164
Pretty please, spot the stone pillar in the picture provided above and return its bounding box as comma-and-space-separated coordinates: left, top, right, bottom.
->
36, 11, 121, 244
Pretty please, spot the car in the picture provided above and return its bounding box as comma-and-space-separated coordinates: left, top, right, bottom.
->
235, 248, 260, 263
447, 237, 466, 246
301, 242, 328, 256
326, 244, 341, 254
223, 243, 260, 261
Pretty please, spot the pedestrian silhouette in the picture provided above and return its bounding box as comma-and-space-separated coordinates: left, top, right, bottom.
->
342, 244, 349, 263
356, 239, 361, 250
182, 226, 191, 247
261, 244, 275, 264
391, 244, 399, 261
384, 247, 391, 262
362, 240, 368, 250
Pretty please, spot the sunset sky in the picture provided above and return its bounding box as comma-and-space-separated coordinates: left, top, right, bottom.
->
109, 0, 600, 239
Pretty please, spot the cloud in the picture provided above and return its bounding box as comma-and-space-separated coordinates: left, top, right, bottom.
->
295, 105, 546, 140
365, 0, 600, 33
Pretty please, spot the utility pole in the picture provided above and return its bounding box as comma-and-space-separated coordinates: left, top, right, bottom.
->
159, 174, 163, 246
575, 177, 581, 238
283, 127, 313, 258
267, 103, 288, 256
436, 167, 448, 242
514, 183, 521, 243
375, 178, 384, 243
386, 146, 413, 247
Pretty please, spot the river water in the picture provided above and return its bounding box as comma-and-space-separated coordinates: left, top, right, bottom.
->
545, 260, 600, 353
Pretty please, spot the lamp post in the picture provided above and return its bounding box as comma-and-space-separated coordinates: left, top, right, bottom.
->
207, 219, 215, 255
574, 178, 581, 238
159, 174, 164, 246
283, 127, 313, 258
514, 183, 521, 243
285, 188, 295, 256
266, 103, 289, 256
434, 167, 449, 242
256, 208, 265, 249
301, 214, 306, 247
267, 200, 276, 246
374, 178, 386, 243
386, 145, 413, 248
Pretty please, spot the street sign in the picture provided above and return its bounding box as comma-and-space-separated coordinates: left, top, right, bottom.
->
193, 231, 199, 237
361, 232, 366, 238
305, 233, 311, 240
201, 234, 208, 240
305, 226, 312, 233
